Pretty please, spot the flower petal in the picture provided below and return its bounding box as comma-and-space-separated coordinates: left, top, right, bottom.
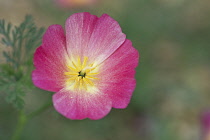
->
65, 12, 98, 61
53, 88, 112, 120
32, 25, 69, 92
65, 12, 126, 64
87, 14, 126, 64
97, 39, 139, 108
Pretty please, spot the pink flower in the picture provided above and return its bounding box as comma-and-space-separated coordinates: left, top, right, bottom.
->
55, 0, 97, 8
32, 12, 139, 120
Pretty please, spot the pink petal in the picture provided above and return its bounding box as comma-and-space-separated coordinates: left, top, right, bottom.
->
53, 88, 112, 120
97, 39, 139, 108
32, 25, 69, 92
65, 12, 126, 64
65, 12, 98, 60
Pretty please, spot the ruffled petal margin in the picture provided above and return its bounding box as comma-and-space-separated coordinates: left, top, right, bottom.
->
32, 25, 69, 92
65, 12, 126, 64
97, 39, 139, 108
53, 88, 112, 120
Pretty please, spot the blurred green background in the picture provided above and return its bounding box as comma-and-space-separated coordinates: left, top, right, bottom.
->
0, 0, 210, 140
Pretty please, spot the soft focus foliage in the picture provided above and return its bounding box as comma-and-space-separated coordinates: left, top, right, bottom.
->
0, 0, 210, 140
0, 15, 45, 109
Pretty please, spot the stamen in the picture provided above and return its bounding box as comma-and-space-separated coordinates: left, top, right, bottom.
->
64, 72, 78, 76
85, 76, 98, 79
83, 78, 94, 86
65, 56, 99, 91
74, 77, 80, 89
82, 80, 87, 90
72, 61, 79, 70
67, 65, 77, 72
79, 77, 83, 88
82, 78, 89, 86
66, 75, 78, 81
87, 73, 99, 75
82, 57, 88, 69
86, 68, 95, 73
77, 57, 82, 70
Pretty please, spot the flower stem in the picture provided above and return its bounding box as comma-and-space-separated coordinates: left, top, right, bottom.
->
11, 111, 27, 140
27, 101, 53, 120
11, 100, 53, 140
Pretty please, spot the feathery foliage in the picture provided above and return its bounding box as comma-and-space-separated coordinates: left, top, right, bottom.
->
0, 15, 45, 109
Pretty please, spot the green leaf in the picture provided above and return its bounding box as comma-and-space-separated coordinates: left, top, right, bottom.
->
0, 15, 45, 110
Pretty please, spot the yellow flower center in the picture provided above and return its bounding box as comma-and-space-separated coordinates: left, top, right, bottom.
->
64, 56, 99, 92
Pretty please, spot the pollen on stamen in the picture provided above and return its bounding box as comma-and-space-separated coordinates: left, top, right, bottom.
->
64, 72, 78, 76
64, 56, 100, 91
82, 57, 88, 69
85, 76, 98, 79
